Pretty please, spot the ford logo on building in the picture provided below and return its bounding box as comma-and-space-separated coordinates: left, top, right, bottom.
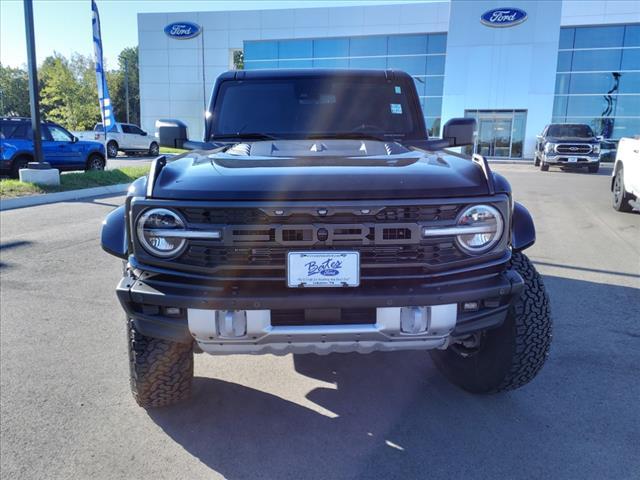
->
164, 22, 201, 39
480, 8, 528, 28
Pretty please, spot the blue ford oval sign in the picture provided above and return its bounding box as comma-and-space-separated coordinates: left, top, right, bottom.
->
480, 8, 528, 28
164, 22, 201, 39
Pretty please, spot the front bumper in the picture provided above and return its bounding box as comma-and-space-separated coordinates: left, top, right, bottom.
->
543, 153, 599, 165
116, 266, 524, 355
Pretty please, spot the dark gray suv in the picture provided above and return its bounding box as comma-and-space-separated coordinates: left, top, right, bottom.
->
534, 123, 601, 173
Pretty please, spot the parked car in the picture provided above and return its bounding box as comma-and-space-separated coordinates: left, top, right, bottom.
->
0, 117, 106, 177
74, 122, 159, 158
102, 69, 552, 408
611, 136, 640, 212
534, 123, 601, 173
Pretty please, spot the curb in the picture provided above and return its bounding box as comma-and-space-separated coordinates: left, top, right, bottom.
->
0, 183, 130, 212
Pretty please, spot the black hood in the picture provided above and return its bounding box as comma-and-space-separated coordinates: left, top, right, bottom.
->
151, 140, 490, 201
546, 136, 598, 143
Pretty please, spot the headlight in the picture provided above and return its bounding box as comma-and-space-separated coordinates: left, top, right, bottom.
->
592, 144, 600, 154
421, 204, 504, 254
136, 208, 187, 258
544, 143, 557, 153
455, 205, 504, 254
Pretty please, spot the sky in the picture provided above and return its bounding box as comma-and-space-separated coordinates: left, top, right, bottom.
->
0, 0, 432, 68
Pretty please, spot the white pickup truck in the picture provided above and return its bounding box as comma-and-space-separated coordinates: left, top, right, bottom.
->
611, 136, 640, 212
74, 123, 159, 158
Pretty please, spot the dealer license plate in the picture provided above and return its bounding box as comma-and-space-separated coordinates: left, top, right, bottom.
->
568, 156, 578, 163
287, 252, 360, 288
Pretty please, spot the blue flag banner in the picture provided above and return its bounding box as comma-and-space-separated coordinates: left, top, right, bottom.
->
91, 0, 116, 132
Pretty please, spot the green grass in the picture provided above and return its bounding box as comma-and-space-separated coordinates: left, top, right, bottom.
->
160, 146, 188, 154
0, 166, 150, 199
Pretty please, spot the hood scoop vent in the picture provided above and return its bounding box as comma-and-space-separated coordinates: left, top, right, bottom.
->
384, 143, 405, 155
226, 143, 252, 156
310, 142, 327, 152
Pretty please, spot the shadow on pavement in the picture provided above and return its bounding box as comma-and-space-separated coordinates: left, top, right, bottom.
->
0, 240, 33, 251
148, 275, 640, 479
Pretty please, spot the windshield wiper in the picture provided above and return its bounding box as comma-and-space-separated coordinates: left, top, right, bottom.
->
211, 133, 279, 141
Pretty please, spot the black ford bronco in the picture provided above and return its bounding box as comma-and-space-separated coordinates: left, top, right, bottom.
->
534, 123, 601, 173
102, 70, 552, 408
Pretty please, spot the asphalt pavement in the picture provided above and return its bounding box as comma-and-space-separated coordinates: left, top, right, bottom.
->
106, 154, 156, 170
1, 164, 639, 480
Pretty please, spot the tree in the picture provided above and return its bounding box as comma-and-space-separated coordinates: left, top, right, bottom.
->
0, 64, 30, 116
1, 47, 140, 129
39, 53, 100, 130
109, 46, 140, 125
233, 50, 244, 70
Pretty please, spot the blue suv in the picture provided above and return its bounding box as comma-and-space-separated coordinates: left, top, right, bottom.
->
0, 117, 106, 178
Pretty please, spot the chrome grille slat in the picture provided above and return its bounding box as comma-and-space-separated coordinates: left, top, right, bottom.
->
556, 144, 592, 154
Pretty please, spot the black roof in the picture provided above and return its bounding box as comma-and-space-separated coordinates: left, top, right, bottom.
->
217, 68, 413, 82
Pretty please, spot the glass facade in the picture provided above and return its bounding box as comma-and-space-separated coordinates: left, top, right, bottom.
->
553, 24, 640, 140
464, 110, 527, 159
244, 33, 447, 136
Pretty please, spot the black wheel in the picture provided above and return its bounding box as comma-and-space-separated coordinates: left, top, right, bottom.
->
149, 142, 159, 156
106, 141, 119, 158
127, 317, 193, 408
588, 162, 600, 174
534, 154, 540, 167
10, 155, 30, 178
86, 154, 105, 171
612, 166, 634, 212
430, 252, 552, 394
540, 160, 549, 171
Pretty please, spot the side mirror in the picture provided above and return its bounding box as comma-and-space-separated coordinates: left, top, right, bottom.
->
442, 118, 476, 147
596, 135, 604, 142
142, 131, 148, 136
72, 136, 78, 143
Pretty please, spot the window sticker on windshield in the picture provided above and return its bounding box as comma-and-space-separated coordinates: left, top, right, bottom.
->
390, 103, 403, 114
394, 86, 402, 94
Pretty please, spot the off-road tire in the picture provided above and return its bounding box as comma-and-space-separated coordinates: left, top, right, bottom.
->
588, 162, 600, 174
534, 154, 540, 167
429, 252, 552, 393
540, 160, 549, 171
107, 141, 119, 158
612, 166, 634, 212
86, 153, 106, 171
10, 155, 30, 178
149, 142, 159, 156
127, 318, 194, 408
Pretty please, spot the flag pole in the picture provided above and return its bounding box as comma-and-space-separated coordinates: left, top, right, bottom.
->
92, 0, 116, 162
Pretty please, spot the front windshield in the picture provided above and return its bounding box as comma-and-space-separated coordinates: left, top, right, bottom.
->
210, 76, 421, 140
547, 124, 594, 138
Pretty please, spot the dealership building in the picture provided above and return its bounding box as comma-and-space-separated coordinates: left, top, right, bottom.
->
137, 0, 639, 160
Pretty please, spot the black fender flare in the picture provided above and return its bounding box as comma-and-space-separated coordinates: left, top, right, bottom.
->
511, 202, 536, 252
101, 205, 128, 259
100, 176, 147, 259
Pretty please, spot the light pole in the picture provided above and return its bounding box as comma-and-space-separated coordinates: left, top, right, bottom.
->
23, 0, 45, 166
124, 58, 130, 123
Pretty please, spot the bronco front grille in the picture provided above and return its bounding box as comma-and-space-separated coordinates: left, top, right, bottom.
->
556, 144, 592, 154
180, 204, 460, 225
181, 241, 464, 270
131, 198, 510, 282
